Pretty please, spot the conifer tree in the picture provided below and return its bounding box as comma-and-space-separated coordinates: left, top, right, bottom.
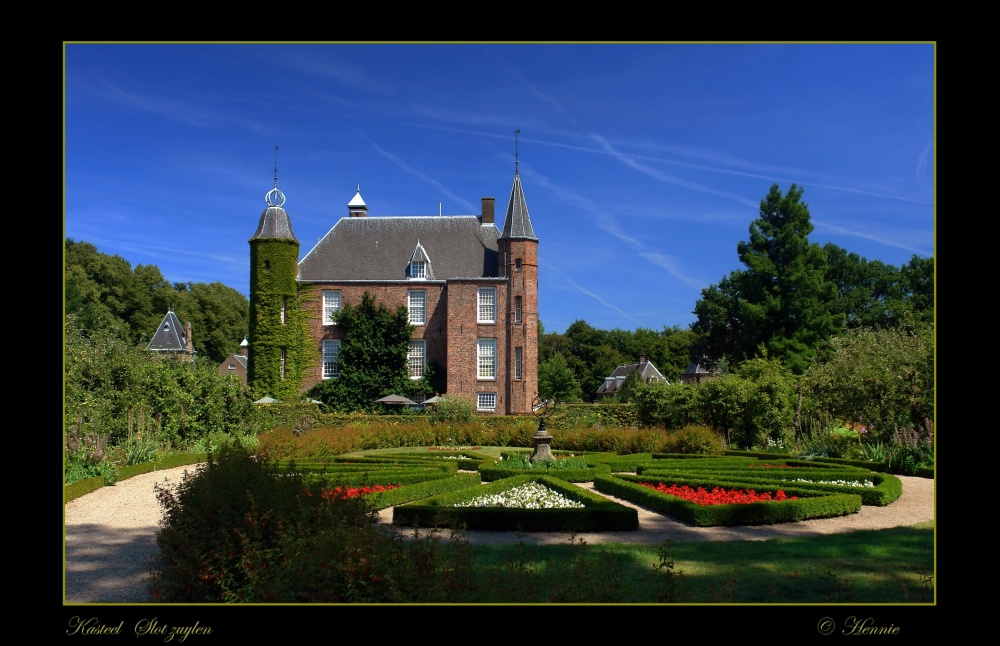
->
694, 184, 842, 374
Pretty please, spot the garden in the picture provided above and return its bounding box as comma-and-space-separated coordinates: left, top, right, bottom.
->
139, 418, 932, 604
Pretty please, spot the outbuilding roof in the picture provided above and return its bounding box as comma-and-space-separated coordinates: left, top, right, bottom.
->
147, 311, 188, 352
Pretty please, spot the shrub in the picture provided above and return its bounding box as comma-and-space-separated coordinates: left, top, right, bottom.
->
149, 443, 478, 603
665, 425, 725, 454
427, 396, 477, 425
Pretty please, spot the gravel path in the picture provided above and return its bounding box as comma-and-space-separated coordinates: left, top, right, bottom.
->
64, 465, 934, 603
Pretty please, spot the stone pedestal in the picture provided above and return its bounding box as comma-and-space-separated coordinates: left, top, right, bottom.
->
529, 420, 554, 463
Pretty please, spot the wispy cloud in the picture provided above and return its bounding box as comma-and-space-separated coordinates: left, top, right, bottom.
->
595, 213, 710, 291
548, 266, 645, 326
813, 220, 933, 257
362, 136, 478, 213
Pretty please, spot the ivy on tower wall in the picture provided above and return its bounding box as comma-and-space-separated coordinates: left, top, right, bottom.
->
248, 239, 311, 400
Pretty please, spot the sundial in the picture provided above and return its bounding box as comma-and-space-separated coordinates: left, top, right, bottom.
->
529, 395, 557, 463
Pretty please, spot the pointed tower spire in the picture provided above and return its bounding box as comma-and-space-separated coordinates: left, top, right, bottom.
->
500, 162, 537, 240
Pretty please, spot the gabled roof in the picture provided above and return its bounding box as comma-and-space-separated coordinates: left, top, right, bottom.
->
147, 311, 188, 352
407, 241, 434, 279
227, 354, 249, 369
595, 358, 667, 396
299, 216, 500, 281
500, 169, 536, 240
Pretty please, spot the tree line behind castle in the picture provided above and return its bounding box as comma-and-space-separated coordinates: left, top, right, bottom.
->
64, 183, 933, 461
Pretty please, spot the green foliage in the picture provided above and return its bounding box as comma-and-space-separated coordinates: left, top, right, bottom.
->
427, 396, 477, 425
693, 184, 843, 375
633, 382, 701, 430
805, 326, 933, 444
65, 239, 248, 363
615, 369, 644, 402
248, 240, 309, 400
308, 291, 419, 412
665, 425, 725, 454
149, 443, 479, 603
65, 314, 258, 460
538, 353, 584, 402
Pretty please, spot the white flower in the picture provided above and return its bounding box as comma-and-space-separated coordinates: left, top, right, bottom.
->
454, 482, 585, 509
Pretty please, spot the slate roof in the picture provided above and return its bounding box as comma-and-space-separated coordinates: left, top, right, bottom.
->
250, 205, 298, 242
147, 311, 189, 352
595, 358, 667, 397
298, 216, 501, 281
500, 169, 536, 240
227, 354, 249, 370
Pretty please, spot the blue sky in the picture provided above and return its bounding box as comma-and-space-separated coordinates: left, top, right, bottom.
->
65, 43, 934, 334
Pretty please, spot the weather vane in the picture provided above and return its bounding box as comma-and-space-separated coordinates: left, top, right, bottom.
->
265, 145, 285, 208
515, 129, 520, 169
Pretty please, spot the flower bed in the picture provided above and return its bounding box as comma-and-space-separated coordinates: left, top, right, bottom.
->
595, 474, 861, 527
454, 481, 585, 509
638, 482, 797, 505
392, 474, 638, 531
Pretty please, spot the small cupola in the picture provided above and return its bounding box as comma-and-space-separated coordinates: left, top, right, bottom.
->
348, 185, 367, 217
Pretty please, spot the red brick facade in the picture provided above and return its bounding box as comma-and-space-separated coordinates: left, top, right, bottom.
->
293, 176, 539, 415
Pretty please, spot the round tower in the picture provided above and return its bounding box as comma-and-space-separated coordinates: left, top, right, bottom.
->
248, 168, 303, 399
498, 162, 539, 416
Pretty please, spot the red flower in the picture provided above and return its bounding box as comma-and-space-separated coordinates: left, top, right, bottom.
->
639, 482, 797, 505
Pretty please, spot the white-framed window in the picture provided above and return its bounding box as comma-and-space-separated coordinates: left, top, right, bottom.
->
477, 392, 496, 412
515, 347, 523, 380
280, 348, 286, 379
322, 339, 341, 379
281, 297, 287, 324
323, 290, 342, 325
410, 260, 426, 279
408, 340, 425, 379
477, 338, 496, 379
478, 287, 496, 323
408, 290, 426, 325
514, 295, 522, 324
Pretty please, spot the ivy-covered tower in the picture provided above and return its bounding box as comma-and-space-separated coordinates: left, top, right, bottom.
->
248, 171, 305, 400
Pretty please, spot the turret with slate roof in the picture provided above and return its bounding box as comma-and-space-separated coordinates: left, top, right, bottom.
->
247, 147, 304, 399
147, 309, 195, 360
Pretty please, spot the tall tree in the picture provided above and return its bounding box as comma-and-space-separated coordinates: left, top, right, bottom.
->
693, 184, 842, 374
308, 291, 417, 412
537, 354, 584, 402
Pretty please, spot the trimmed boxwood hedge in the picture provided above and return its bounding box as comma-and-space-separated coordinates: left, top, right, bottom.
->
368, 473, 482, 509
594, 474, 862, 527
393, 474, 638, 531
478, 462, 611, 483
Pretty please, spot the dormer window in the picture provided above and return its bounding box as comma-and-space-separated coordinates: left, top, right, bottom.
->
407, 241, 432, 280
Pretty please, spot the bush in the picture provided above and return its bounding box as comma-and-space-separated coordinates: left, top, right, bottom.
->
665, 425, 725, 454
427, 396, 477, 425
149, 442, 478, 603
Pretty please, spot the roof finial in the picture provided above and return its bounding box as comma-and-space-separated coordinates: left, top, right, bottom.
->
273, 145, 279, 190
265, 145, 286, 207
514, 129, 520, 170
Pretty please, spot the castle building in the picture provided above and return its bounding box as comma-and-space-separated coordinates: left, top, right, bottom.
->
248, 163, 539, 415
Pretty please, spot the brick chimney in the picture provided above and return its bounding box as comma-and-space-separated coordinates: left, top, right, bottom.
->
185, 322, 194, 353
240, 338, 248, 357
481, 197, 495, 224
638, 354, 646, 365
